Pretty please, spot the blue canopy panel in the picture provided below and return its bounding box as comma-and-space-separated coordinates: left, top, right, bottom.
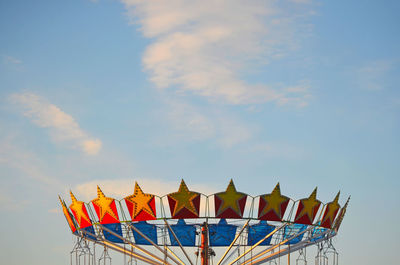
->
283, 224, 307, 245
311, 227, 327, 242
102, 223, 124, 243
209, 219, 237, 246
131, 221, 158, 245
169, 219, 197, 246
81, 226, 97, 241
247, 221, 275, 246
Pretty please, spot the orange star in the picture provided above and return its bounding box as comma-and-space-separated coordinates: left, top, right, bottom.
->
91, 186, 118, 222
259, 183, 289, 218
215, 180, 246, 216
295, 188, 321, 223
125, 182, 155, 219
168, 180, 199, 216
69, 191, 91, 227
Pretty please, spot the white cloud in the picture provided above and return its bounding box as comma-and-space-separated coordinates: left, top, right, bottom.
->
10, 92, 102, 155
122, 0, 312, 106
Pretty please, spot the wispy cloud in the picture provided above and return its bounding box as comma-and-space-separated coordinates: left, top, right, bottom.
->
0, 192, 29, 212
164, 98, 252, 147
122, 0, 312, 106
2, 55, 22, 65
9, 92, 102, 155
357, 60, 393, 91
0, 135, 61, 187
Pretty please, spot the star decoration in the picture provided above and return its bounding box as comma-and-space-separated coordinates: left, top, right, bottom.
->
69, 191, 92, 228
215, 180, 247, 217
321, 192, 341, 228
59, 196, 76, 232
91, 186, 119, 222
333, 196, 350, 231
168, 180, 199, 217
125, 182, 156, 219
259, 183, 289, 220
294, 188, 321, 224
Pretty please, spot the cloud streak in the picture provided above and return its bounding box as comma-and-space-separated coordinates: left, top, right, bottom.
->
10, 92, 102, 155
2, 55, 22, 65
122, 0, 312, 106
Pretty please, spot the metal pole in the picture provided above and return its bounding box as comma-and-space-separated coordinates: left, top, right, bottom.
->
201, 222, 209, 265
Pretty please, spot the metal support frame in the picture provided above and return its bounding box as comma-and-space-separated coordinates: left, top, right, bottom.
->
296, 248, 307, 265
217, 219, 250, 265
227, 223, 287, 265
99, 224, 176, 265
164, 219, 195, 265
98, 245, 111, 265
315, 238, 338, 265
127, 222, 183, 265
70, 236, 94, 265
241, 228, 332, 265
80, 228, 163, 265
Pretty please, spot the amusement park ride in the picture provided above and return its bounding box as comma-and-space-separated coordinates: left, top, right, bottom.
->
59, 180, 349, 265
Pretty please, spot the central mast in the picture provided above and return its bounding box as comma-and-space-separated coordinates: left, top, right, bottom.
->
201, 222, 209, 265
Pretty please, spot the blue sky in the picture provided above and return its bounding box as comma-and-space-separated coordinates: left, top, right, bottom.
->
0, 0, 399, 264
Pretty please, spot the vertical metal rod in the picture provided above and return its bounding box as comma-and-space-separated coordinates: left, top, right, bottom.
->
201, 222, 209, 265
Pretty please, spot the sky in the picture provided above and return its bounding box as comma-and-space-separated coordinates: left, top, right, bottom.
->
0, 0, 399, 264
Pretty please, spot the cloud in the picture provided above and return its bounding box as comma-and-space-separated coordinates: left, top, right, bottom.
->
0, 135, 61, 187
357, 60, 393, 91
122, 0, 312, 106
164, 98, 252, 147
0, 192, 29, 212
2, 55, 22, 64
71, 178, 219, 201
10, 92, 102, 155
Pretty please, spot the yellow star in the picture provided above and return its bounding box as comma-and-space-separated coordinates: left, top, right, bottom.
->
125, 182, 155, 219
296, 188, 320, 222
322, 192, 340, 225
215, 180, 246, 216
91, 186, 118, 222
69, 191, 91, 226
168, 180, 199, 216
260, 183, 289, 218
